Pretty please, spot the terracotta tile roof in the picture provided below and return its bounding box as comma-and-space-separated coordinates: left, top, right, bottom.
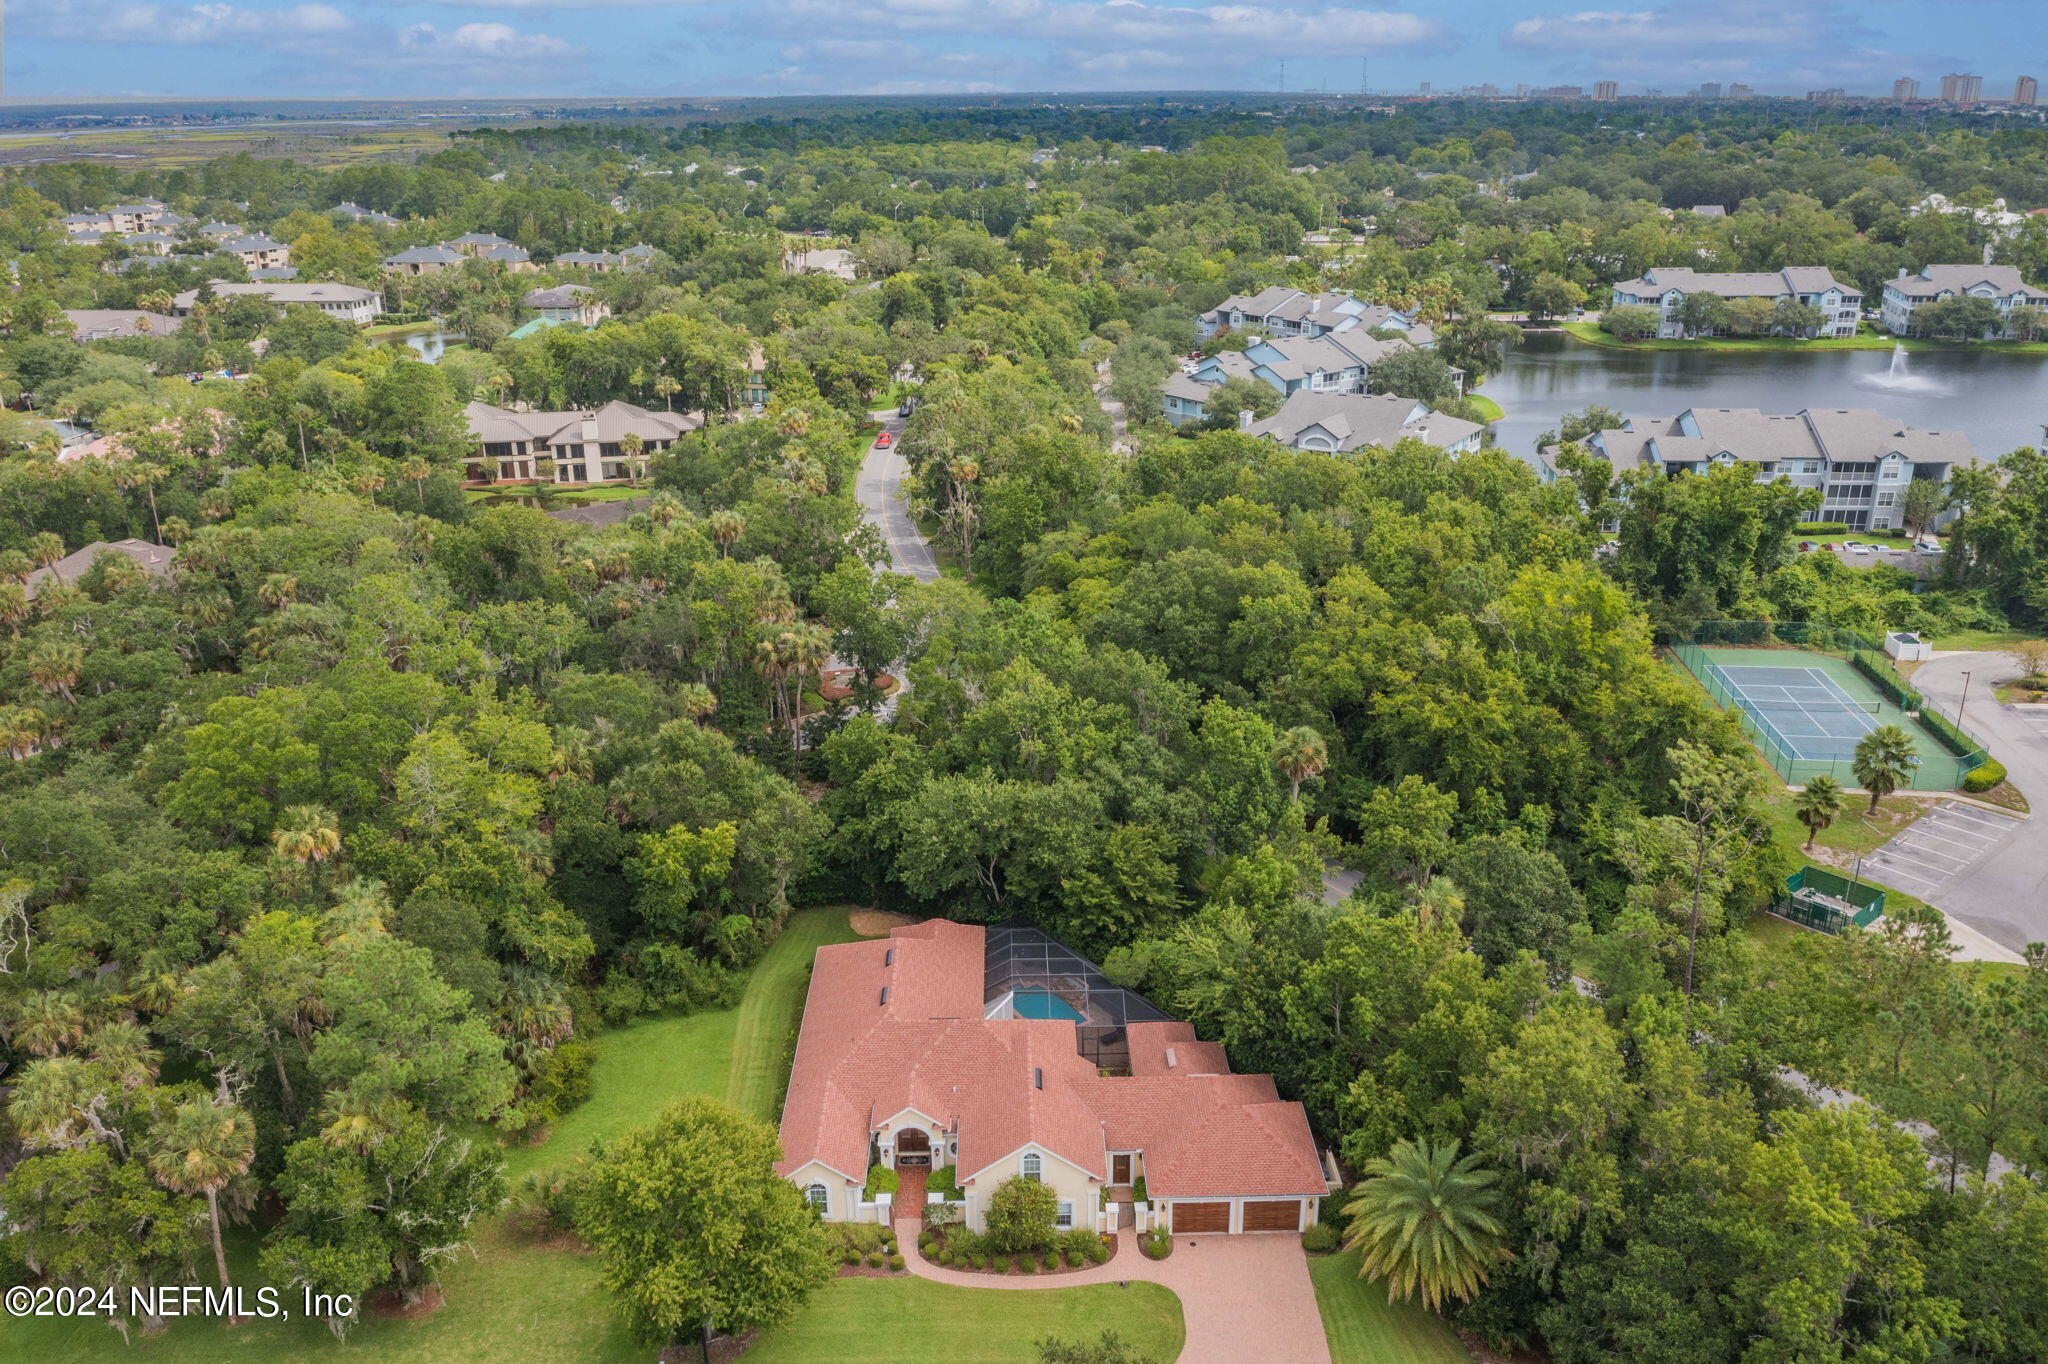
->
775, 921, 1325, 1200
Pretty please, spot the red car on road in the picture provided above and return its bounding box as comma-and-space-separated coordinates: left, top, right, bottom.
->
873, 432, 894, 447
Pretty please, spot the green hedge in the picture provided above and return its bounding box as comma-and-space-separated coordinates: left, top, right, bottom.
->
1848, 651, 1923, 711
1917, 705, 1984, 761
864, 1163, 899, 1200
1796, 521, 1852, 535
1963, 759, 2007, 793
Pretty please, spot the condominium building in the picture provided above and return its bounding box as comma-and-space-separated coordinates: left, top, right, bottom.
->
1940, 72, 1983, 104
1894, 77, 1921, 101
1540, 407, 1977, 532
168, 281, 382, 326
2017, 76, 2040, 108
1594, 81, 1619, 101
1880, 265, 2048, 337
461, 400, 700, 485
1607, 267, 1862, 338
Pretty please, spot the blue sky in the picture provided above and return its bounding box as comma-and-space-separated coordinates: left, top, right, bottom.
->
7, 0, 2043, 101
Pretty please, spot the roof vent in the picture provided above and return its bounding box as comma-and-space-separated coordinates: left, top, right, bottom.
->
1165, 1047, 1178, 1068
879, 985, 891, 1005
1033, 1067, 1044, 1090
884, 948, 894, 966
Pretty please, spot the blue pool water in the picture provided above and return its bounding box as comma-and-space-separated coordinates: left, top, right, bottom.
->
1011, 990, 1084, 1022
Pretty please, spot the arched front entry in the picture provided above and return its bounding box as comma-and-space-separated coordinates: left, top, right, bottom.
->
895, 1127, 931, 1168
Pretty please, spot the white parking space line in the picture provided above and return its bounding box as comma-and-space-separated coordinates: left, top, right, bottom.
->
1857, 800, 2014, 897
1932, 806, 2015, 833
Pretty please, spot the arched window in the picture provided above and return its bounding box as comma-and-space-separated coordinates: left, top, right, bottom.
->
1022, 1152, 1042, 1181
805, 1183, 829, 1211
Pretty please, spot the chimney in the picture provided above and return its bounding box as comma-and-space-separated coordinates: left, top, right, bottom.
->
1238, 409, 1254, 430
1897, 267, 1908, 278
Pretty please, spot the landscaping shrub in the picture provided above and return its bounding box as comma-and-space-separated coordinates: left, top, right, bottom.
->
1140, 1228, 1173, 1260
1040, 1253, 1057, 1271
1129, 1176, 1148, 1204
1795, 521, 1852, 535
1064, 1250, 1082, 1267
1964, 758, 2007, 792
864, 1163, 899, 1200
926, 1164, 963, 1199
985, 1175, 1059, 1255
867, 1251, 885, 1268
1085, 1238, 1109, 1264
842, 1249, 860, 1266
1916, 702, 1981, 759
889, 1254, 904, 1272
1302, 1223, 1340, 1254
972, 1252, 989, 1270
919, 1232, 936, 1253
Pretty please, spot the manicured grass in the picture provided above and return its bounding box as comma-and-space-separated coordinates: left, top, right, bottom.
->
465, 485, 649, 508
725, 906, 864, 1121
1310, 1247, 1473, 1364
1759, 787, 1929, 862
1562, 320, 2048, 355
1464, 391, 1505, 422
746, 1276, 1185, 1364
0, 1197, 646, 1364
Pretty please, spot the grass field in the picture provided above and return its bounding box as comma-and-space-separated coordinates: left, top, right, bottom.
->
746, 1277, 1186, 1364
1930, 628, 2039, 652
0, 125, 449, 169
1562, 320, 2048, 355
1464, 391, 1506, 422
1310, 1248, 1472, 1363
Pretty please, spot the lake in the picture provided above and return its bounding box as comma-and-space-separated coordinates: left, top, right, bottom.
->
1484, 331, 2048, 468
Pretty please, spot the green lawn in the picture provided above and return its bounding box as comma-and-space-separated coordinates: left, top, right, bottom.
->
724, 907, 855, 1121
1310, 1248, 1472, 1363
1930, 628, 2039, 652
1464, 391, 1505, 422
747, 1276, 1185, 1364
1759, 787, 1929, 862
1563, 320, 2048, 354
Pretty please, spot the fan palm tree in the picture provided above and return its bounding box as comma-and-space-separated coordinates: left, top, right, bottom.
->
0, 581, 29, 636
25, 640, 83, 705
0, 549, 33, 584
9, 988, 88, 1057
707, 509, 746, 557
1852, 725, 1920, 813
1343, 1137, 1511, 1314
272, 805, 342, 869
1274, 726, 1329, 803
148, 1095, 256, 1309
6, 1054, 113, 1152
257, 573, 298, 609
399, 458, 433, 506
27, 531, 65, 571
86, 1020, 161, 1090
1793, 775, 1846, 850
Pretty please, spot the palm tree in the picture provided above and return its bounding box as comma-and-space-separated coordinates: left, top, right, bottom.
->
0, 581, 29, 636
1793, 775, 1846, 850
272, 805, 342, 869
400, 459, 433, 506
25, 640, 84, 705
86, 1020, 161, 1090
148, 1095, 257, 1311
653, 375, 680, 412
1274, 726, 1329, 803
0, 549, 33, 584
27, 531, 65, 571
707, 509, 746, 557
1852, 725, 1920, 813
9, 989, 87, 1057
1343, 1137, 1511, 1314
257, 573, 298, 609
787, 622, 833, 751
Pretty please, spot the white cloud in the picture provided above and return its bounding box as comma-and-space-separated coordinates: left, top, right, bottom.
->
395, 21, 581, 63
27, 0, 354, 44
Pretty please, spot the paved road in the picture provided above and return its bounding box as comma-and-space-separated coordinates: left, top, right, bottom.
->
856, 410, 940, 583
1872, 651, 2047, 954
1092, 359, 1131, 451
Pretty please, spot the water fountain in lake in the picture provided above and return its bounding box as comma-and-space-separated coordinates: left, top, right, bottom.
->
1858, 343, 1950, 395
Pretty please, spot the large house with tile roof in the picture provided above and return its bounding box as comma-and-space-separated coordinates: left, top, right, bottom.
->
777, 920, 1328, 1236
1539, 405, 1977, 531
462, 399, 700, 485
1608, 266, 1862, 338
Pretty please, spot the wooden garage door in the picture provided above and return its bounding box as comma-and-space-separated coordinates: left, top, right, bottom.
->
1242, 1200, 1301, 1232
1172, 1201, 1229, 1233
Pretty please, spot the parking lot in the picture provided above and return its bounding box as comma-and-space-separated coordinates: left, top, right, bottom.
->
1861, 800, 2017, 897
2013, 704, 2048, 744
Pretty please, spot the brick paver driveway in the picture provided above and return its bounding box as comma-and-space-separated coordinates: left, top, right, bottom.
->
896, 1217, 1332, 1364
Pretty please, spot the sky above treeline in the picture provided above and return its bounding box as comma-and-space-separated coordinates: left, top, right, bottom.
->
8, 0, 2044, 102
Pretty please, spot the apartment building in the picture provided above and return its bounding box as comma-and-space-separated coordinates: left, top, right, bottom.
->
521, 284, 610, 327
1880, 264, 2048, 336
219, 235, 292, 273
169, 281, 382, 326
461, 400, 701, 485
1195, 287, 1434, 346
1540, 406, 1977, 532
1607, 266, 1862, 338
1940, 73, 1983, 104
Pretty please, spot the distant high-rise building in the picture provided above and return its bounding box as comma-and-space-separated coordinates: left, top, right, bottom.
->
2017, 76, 2040, 107
1729, 84, 1755, 98
1515, 84, 1530, 98
1807, 88, 1847, 103
1419, 81, 1432, 95
1594, 81, 1619, 101
1941, 72, 1983, 104
1696, 82, 1723, 98
1893, 77, 1920, 101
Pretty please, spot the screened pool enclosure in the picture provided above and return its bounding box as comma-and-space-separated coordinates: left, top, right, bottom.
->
982, 925, 1170, 1074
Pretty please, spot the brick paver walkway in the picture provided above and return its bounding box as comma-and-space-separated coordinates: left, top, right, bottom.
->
896, 1217, 1331, 1364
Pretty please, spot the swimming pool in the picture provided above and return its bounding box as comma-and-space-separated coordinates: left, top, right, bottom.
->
1009, 990, 1084, 1022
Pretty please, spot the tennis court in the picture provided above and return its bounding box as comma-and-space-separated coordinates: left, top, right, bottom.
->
1705, 662, 1879, 762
